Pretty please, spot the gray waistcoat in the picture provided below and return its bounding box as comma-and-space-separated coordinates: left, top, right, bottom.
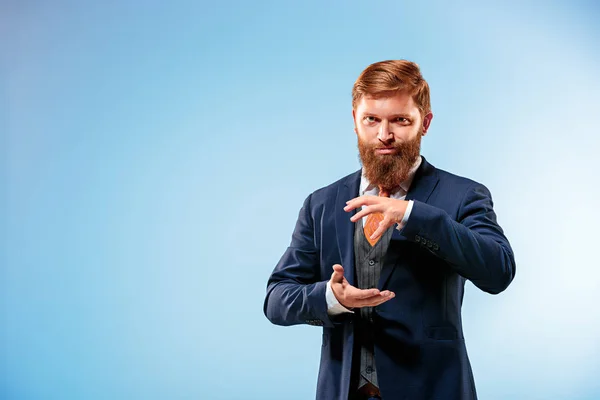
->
353, 219, 394, 390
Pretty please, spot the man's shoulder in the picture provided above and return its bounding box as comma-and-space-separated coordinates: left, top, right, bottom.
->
432, 163, 489, 194
435, 165, 478, 185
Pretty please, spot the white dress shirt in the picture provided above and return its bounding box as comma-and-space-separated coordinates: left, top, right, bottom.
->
325, 156, 422, 315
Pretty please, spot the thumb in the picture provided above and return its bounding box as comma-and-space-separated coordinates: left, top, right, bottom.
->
330, 264, 345, 283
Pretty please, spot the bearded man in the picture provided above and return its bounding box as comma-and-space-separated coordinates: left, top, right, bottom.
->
264, 60, 516, 400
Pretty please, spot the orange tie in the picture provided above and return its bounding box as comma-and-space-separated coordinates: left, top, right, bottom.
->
363, 187, 390, 247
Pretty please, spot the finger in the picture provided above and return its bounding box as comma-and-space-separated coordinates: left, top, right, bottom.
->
349, 206, 378, 222
343, 290, 396, 308
346, 285, 380, 299
333, 264, 344, 275
344, 196, 378, 212
370, 218, 393, 241
330, 264, 344, 283
354, 293, 396, 307
356, 291, 396, 307
350, 202, 387, 221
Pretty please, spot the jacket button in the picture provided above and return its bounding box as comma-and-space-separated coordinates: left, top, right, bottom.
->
368, 260, 375, 266
415, 235, 421, 242
433, 243, 439, 250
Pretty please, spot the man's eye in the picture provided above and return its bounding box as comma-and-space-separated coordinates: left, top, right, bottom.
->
396, 117, 408, 123
364, 116, 377, 123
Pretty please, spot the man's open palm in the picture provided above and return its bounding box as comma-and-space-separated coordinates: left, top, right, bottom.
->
330, 264, 395, 309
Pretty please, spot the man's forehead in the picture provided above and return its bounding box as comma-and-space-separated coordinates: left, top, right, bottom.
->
356, 93, 418, 113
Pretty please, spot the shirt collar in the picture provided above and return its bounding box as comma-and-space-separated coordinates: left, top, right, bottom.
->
359, 156, 422, 197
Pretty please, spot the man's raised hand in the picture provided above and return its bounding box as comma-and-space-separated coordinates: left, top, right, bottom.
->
344, 196, 409, 242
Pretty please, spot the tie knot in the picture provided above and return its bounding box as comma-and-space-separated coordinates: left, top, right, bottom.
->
378, 187, 391, 198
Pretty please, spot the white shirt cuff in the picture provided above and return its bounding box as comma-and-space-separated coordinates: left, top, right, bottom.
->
326, 280, 353, 315
396, 200, 414, 231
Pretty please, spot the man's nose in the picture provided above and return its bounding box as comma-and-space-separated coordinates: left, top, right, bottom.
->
377, 120, 393, 141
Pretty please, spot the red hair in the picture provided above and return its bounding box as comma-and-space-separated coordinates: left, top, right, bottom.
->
352, 60, 431, 116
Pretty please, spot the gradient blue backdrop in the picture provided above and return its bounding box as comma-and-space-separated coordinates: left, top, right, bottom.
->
3, 1, 600, 399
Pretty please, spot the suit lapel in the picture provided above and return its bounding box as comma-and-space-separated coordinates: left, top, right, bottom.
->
335, 170, 361, 287
381, 157, 440, 289
404, 156, 439, 204
389, 156, 440, 242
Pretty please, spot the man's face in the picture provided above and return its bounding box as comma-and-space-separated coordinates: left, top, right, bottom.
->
353, 91, 433, 191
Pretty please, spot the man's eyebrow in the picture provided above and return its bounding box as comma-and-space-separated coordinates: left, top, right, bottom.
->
360, 112, 413, 119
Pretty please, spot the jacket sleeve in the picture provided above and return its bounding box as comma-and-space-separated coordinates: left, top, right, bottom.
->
401, 183, 516, 294
263, 194, 342, 328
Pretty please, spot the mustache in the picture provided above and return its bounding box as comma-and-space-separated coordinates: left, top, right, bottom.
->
369, 142, 402, 150
368, 142, 405, 155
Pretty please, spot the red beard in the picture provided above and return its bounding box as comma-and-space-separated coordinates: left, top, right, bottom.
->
357, 133, 421, 192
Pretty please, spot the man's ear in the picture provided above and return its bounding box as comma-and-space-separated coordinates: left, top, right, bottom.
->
422, 112, 433, 136
352, 109, 357, 134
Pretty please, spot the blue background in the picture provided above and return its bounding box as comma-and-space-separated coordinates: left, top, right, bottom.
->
3, 1, 599, 399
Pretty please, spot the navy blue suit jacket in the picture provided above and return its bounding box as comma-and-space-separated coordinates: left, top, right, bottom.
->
264, 157, 516, 400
